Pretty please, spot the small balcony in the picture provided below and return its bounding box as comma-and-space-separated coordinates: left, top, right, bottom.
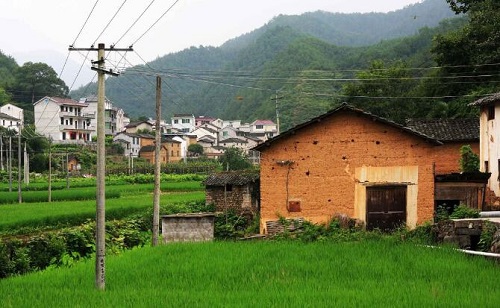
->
60, 125, 95, 132
60, 111, 96, 119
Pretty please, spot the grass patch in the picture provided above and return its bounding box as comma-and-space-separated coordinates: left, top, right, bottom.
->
0, 181, 203, 204
0, 240, 498, 307
0, 191, 205, 233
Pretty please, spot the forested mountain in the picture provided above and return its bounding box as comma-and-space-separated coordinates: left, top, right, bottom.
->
69, 0, 463, 130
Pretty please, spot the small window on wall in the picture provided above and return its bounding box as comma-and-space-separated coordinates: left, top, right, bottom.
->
225, 184, 233, 192
487, 105, 495, 120
485, 161, 489, 173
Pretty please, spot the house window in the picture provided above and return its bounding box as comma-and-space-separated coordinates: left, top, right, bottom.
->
225, 184, 233, 192
182, 118, 190, 124
62, 132, 66, 140
174, 119, 179, 124
256, 125, 264, 129
223, 131, 228, 137
60, 117, 64, 125
485, 161, 489, 173
487, 105, 495, 120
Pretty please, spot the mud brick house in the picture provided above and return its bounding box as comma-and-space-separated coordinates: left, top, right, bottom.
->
203, 171, 260, 218
407, 118, 487, 211
253, 104, 482, 234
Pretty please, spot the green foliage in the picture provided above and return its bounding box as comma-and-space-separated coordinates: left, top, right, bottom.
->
12, 62, 68, 105
430, 0, 500, 109
218, 147, 253, 171
0, 87, 10, 104
2, 240, 500, 306
478, 221, 497, 252
214, 209, 251, 240
27, 234, 66, 270
342, 60, 422, 123
188, 143, 204, 155
459, 145, 480, 172
449, 204, 480, 219
0, 188, 120, 204
70, 1, 456, 125
0, 218, 151, 278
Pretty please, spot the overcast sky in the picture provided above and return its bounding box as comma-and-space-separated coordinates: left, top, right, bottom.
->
0, 0, 422, 88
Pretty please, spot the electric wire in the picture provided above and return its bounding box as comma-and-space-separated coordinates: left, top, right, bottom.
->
114, 0, 157, 46
130, 0, 182, 46
93, 0, 129, 45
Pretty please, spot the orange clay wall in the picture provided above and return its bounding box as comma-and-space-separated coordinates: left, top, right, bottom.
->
259, 110, 438, 233
432, 142, 479, 175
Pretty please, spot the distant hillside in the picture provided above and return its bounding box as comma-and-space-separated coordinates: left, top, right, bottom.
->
70, 0, 458, 130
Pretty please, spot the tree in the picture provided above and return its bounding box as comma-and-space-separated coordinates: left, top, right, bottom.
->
0, 88, 10, 104
12, 62, 68, 104
188, 143, 204, 156
342, 60, 423, 123
219, 147, 252, 171
431, 0, 500, 96
459, 145, 479, 173
446, 0, 491, 14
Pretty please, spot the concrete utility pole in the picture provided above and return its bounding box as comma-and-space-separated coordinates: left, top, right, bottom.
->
152, 75, 162, 246
0, 135, 3, 171
24, 142, 29, 185
17, 124, 22, 203
8, 136, 12, 192
273, 91, 283, 135
66, 148, 69, 189
48, 137, 52, 202
69, 43, 132, 291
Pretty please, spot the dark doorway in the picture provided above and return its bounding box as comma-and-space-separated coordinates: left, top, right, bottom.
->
435, 199, 460, 218
366, 186, 407, 231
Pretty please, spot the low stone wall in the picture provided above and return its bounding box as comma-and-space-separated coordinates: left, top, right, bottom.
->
161, 213, 215, 243
436, 219, 500, 252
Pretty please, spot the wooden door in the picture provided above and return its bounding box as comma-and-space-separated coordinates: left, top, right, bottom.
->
366, 186, 407, 231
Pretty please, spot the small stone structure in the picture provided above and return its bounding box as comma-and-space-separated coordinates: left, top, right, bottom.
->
161, 213, 215, 243
436, 218, 500, 251
203, 171, 260, 218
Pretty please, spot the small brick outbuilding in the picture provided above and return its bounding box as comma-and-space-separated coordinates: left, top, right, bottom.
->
204, 171, 260, 218
254, 104, 479, 234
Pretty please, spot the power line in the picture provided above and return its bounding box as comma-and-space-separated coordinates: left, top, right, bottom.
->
60, 0, 100, 80
115, 0, 157, 46
93, 0, 129, 45
131, 0, 182, 46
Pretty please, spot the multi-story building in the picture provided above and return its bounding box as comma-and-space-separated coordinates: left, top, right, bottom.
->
470, 93, 500, 198
79, 95, 128, 135
171, 114, 195, 133
0, 111, 21, 132
0, 103, 24, 131
113, 132, 141, 157
34, 96, 94, 143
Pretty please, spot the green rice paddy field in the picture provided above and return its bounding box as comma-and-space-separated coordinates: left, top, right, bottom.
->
1, 240, 499, 307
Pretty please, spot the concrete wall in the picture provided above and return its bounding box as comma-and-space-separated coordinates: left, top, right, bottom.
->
161, 214, 215, 243
259, 110, 438, 233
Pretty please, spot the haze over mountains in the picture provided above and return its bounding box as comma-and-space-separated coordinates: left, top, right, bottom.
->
70, 0, 458, 130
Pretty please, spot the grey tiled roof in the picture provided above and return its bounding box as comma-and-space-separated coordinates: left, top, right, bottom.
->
469, 92, 500, 106
406, 118, 479, 142
203, 171, 259, 186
